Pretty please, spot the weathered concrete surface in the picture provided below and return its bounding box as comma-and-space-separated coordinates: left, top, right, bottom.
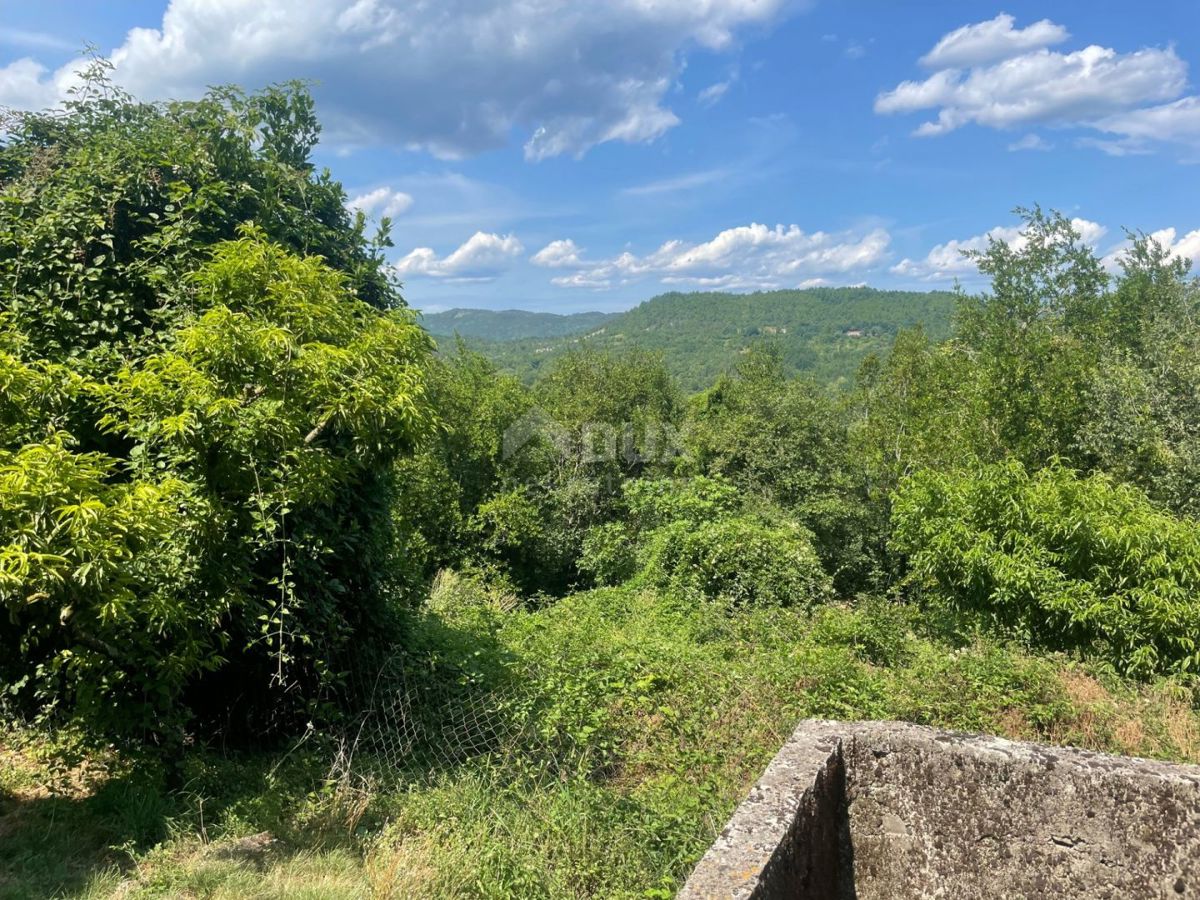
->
678, 721, 1200, 899
675, 722, 849, 900
845, 722, 1200, 899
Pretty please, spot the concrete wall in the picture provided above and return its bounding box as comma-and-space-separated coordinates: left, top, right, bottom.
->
678, 721, 1200, 899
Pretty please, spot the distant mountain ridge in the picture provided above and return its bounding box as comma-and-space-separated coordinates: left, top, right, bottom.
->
421, 308, 618, 342
423, 287, 958, 392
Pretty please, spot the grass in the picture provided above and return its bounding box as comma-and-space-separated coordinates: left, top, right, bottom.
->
3, 578, 1198, 898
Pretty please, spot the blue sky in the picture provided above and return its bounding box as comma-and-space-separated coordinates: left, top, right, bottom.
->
2, 1, 1198, 313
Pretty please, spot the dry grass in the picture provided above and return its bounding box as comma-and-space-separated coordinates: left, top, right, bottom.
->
1044, 668, 1200, 763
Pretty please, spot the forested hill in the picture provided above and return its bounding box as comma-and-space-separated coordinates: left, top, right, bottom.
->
426, 287, 958, 392
422, 307, 618, 341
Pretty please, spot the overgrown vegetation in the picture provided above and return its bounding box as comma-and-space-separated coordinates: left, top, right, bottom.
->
0, 69, 432, 745
3, 75, 1200, 898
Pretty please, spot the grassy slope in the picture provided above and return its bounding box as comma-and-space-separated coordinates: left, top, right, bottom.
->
3, 580, 1197, 899
463, 288, 958, 392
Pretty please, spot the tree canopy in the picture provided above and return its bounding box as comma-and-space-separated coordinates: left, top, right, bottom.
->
0, 71, 432, 743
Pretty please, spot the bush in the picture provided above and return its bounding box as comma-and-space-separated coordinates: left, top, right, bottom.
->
623, 475, 740, 532
892, 460, 1200, 677
577, 476, 832, 605
639, 515, 830, 607
578, 521, 637, 587
0, 74, 435, 744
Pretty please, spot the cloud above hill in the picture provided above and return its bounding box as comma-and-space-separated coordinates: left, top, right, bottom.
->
0, 0, 803, 160
533, 223, 891, 290
394, 232, 523, 281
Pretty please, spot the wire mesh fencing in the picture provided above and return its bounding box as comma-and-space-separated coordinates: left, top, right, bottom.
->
332, 644, 592, 790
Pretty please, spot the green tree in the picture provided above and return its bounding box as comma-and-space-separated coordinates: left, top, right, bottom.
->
893, 461, 1200, 678
0, 63, 397, 378
684, 346, 866, 591
0, 71, 434, 744
1072, 234, 1200, 516
392, 343, 534, 590
469, 349, 683, 594
953, 207, 1107, 466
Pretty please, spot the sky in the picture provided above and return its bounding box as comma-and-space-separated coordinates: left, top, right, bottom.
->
1, 1, 1198, 313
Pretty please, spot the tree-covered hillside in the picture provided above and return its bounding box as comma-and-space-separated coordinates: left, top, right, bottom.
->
458, 287, 957, 392
422, 307, 617, 341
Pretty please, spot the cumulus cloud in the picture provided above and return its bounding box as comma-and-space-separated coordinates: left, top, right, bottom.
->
919, 13, 1068, 69
1096, 96, 1200, 145
393, 231, 523, 281
0, 0, 801, 160
877, 15, 1198, 152
531, 239, 584, 268
346, 187, 413, 219
540, 223, 891, 290
892, 217, 1106, 281
0, 57, 64, 109
1152, 228, 1200, 267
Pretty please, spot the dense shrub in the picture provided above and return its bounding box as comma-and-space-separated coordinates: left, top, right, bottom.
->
0, 233, 434, 741
0, 75, 434, 743
578, 521, 638, 587
639, 516, 830, 607
623, 474, 740, 531
579, 476, 832, 605
892, 460, 1200, 677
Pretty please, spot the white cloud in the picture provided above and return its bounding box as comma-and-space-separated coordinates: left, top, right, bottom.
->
892, 217, 1106, 281
0, 0, 802, 160
1008, 133, 1052, 152
1075, 136, 1154, 157
393, 231, 523, 281
1159, 228, 1200, 267
919, 13, 1068, 69
1096, 96, 1200, 144
619, 168, 730, 196
897, 218, 1200, 284
531, 239, 584, 268
877, 16, 1197, 152
878, 44, 1184, 137
544, 223, 891, 290
0, 57, 63, 110
549, 270, 618, 290
346, 186, 413, 219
